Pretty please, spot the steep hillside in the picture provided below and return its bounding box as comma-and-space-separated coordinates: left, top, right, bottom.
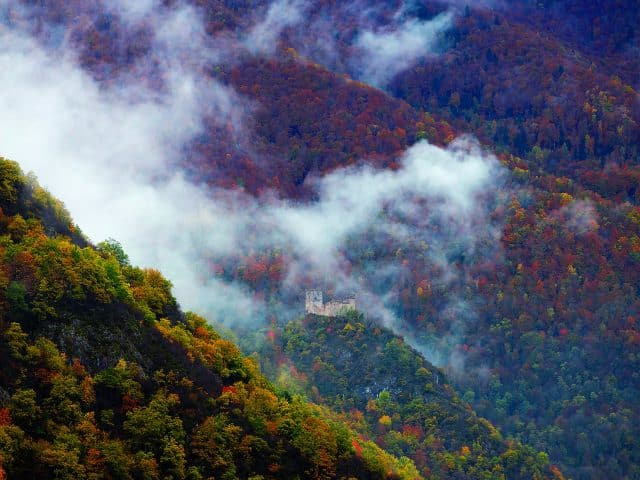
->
241, 311, 556, 479
389, 4, 639, 199
0, 158, 424, 479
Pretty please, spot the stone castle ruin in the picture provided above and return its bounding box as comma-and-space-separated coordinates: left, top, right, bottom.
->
305, 290, 357, 317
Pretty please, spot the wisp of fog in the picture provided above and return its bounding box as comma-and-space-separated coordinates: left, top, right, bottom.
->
0, 1, 507, 373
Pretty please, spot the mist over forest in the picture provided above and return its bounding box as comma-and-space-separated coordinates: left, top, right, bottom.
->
0, 1, 638, 479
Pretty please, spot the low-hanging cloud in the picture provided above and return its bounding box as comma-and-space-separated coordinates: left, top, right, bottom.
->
553, 199, 599, 235
0, 5, 263, 321
271, 137, 500, 268
242, 0, 307, 56
108, 0, 158, 22
353, 10, 454, 87
233, 1, 457, 88
0, 1, 507, 375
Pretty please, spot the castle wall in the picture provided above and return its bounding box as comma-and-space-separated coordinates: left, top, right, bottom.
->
322, 299, 357, 316
305, 290, 356, 316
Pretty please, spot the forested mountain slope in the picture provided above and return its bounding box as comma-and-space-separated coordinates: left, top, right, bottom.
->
0, 159, 426, 479
1, 1, 639, 479
241, 310, 556, 479
389, 5, 639, 195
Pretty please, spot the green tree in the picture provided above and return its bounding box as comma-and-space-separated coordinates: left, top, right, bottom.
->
123, 392, 185, 456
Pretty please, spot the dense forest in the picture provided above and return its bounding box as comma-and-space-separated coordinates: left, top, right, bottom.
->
0, 0, 638, 479
241, 310, 554, 479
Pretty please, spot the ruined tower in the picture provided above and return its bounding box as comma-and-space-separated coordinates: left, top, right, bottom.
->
305, 290, 324, 315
